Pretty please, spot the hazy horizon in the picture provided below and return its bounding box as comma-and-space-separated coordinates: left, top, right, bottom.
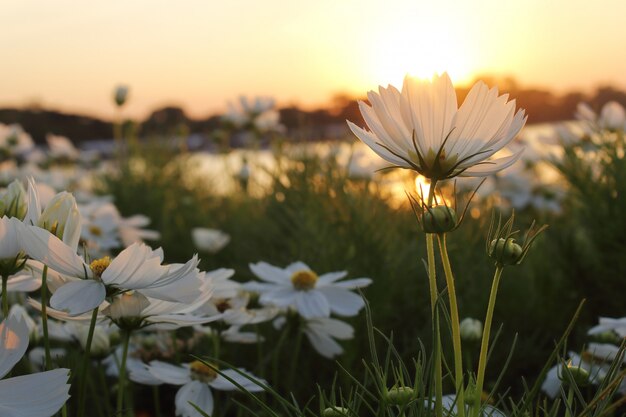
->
3, 0, 626, 120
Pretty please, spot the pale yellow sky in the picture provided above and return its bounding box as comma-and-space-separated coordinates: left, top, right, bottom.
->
2, 0, 625, 119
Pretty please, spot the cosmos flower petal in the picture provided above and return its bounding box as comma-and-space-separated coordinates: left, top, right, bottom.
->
49, 280, 106, 316
175, 381, 213, 417
347, 121, 411, 168
19, 225, 88, 278
0, 312, 30, 379
304, 328, 344, 358
249, 262, 291, 284
0, 369, 71, 417
316, 271, 348, 285
460, 147, 524, 177
148, 361, 191, 385
295, 290, 330, 318
318, 287, 365, 317
331, 277, 373, 289
209, 369, 266, 392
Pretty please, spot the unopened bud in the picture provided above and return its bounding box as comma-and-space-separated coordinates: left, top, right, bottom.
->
322, 406, 350, 417
422, 206, 457, 234
561, 364, 590, 387
488, 238, 523, 266
460, 318, 483, 342
384, 386, 415, 406
114, 85, 129, 107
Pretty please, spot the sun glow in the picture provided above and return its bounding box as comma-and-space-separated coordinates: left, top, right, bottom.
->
368, 15, 474, 88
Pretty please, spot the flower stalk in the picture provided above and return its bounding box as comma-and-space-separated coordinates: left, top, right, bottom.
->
78, 307, 100, 417
40, 265, 52, 370
471, 265, 503, 417
437, 233, 465, 417
424, 180, 443, 417
116, 329, 132, 415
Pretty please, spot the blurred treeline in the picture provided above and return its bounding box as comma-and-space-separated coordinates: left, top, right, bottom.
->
4, 75, 626, 143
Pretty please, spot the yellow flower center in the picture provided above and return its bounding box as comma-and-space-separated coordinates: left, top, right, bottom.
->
89, 225, 103, 237
90, 256, 111, 277
290, 270, 318, 291
190, 360, 218, 383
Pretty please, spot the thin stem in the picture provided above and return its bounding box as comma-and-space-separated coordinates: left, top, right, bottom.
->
153, 386, 162, 417
78, 306, 100, 417
287, 326, 304, 391
565, 384, 575, 417
40, 265, 51, 371
425, 179, 443, 417
116, 330, 132, 415
438, 234, 465, 417
472, 266, 504, 417
2, 275, 8, 318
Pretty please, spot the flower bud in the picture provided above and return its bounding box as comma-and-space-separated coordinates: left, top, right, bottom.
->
488, 238, 523, 266
460, 318, 483, 342
105, 292, 149, 330
114, 85, 129, 107
322, 407, 350, 417
422, 206, 457, 234
38, 192, 82, 251
0, 180, 27, 220
191, 228, 230, 254
384, 385, 415, 406
560, 364, 590, 387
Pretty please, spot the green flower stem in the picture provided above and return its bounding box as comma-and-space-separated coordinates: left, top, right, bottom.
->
40, 265, 51, 371
437, 234, 465, 417
425, 180, 443, 417
287, 326, 304, 390
565, 384, 575, 417
471, 266, 503, 417
2, 275, 8, 318
78, 306, 100, 417
116, 329, 132, 415
153, 386, 162, 417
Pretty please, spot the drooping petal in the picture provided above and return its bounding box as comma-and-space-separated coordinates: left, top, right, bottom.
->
0, 369, 71, 417
175, 381, 214, 417
49, 280, 106, 316
0, 312, 29, 379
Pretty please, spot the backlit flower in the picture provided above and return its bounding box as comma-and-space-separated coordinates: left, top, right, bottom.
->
244, 261, 372, 319
348, 73, 526, 180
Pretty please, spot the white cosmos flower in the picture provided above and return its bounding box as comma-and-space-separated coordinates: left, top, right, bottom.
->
589, 316, 626, 338
424, 394, 505, 417
348, 72, 527, 180
32, 269, 219, 331
191, 228, 230, 254
46, 134, 80, 162
244, 261, 372, 319
20, 225, 203, 316
0, 310, 71, 417
577, 101, 626, 132
146, 360, 265, 417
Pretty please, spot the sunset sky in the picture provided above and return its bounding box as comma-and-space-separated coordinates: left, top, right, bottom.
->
2, 0, 625, 119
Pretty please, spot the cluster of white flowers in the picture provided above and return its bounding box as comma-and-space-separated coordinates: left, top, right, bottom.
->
222, 96, 285, 135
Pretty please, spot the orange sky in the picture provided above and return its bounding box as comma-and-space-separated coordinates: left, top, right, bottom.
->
2, 0, 626, 120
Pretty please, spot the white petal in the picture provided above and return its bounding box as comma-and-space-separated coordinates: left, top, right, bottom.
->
50, 280, 105, 316
210, 368, 265, 392
318, 287, 365, 317
0, 369, 70, 417
0, 312, 30, 379
316, 271, 348, 285
175, 381, 213, 417
249, 262, 290, 284
460, 148, 524, 177
332, 277, 372, 289
19, 225, 88, 278
295, 290, 330, 318
148, 361, 191, 385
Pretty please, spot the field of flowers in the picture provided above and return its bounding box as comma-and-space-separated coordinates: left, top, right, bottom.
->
1, 75, 626, 417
